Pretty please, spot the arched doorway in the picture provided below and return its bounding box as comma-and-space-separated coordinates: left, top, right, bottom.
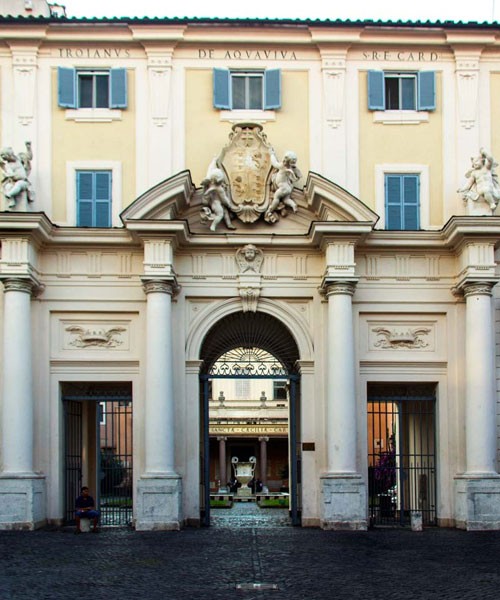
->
199, 311, 301, 526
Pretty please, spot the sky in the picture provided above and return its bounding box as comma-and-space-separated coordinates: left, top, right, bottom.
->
58, 0, 500, 23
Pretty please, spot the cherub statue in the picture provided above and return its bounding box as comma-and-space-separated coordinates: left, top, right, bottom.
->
200, 160, 238, 232
235, 244, 263, 273
458, 148, 500, 211
0, 142, 35, 210
265, 149, 302, 223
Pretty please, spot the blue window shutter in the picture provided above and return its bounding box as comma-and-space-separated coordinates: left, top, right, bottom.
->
417, 71, 436, 111
77, 171, 111, 227
77, 172, 94, 227
403, 175, 420, 230
213, 68, 231, 109
95, 172, 111, 227
264, 69, 281, 110
58, 67, 76, 108
110, 68, 127, 108
385, 175, 402, 229
368, 70, 385, 110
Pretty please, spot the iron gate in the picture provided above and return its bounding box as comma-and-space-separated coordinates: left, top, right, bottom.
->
63, 384, 133, 526
200, 370, 301, 527
368, 388, 436, 527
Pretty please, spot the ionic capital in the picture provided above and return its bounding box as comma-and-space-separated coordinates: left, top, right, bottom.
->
2, 277, 35, 295
142, 278, 179, 296
462, 282, 495, 298
217, 436, 227, 443
325, 281, 357, 298
259, 436, 270, 443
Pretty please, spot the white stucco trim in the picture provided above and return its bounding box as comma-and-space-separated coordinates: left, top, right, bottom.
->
220, 109, 276, 123
372, 110, 429, 125
185, 297, 314, 363
375, 163, 430, 230
65, 108, 123, 122
65, 160, 122, 227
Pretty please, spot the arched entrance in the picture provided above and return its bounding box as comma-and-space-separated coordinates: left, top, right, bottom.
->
199, 311, 301, 526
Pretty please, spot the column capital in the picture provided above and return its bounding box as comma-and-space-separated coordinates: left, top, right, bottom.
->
324, 280, 357, 297
258, 436, 269, 443
1, 277, 35, 295
217, 436, 227, 442
462, 281, 495, 298
142, 278, 179, 296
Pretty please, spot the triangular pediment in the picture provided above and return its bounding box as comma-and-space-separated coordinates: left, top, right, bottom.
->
121, 170, 379, 235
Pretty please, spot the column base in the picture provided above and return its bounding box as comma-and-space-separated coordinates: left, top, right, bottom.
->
0, 475, 46, 530
455, 475, 500, 530
135, 474, 182, 531
320, 473, 367, 530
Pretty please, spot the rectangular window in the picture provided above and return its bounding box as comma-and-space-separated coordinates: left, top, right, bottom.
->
384, 73, 416, 110
368, 70, 435, 112
213, 68, 281, 110
58, 67, 127, 109
76, 170, 112, 227
78, 71, 109, 108
273, 381, 288, 401
385, 174, 420, 230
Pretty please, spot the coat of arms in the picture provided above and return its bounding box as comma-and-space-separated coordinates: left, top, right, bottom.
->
200, 123, 302, 231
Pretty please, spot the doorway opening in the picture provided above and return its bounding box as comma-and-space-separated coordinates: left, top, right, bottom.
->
367, 383, 437, 527
199, 311, 301, 527
62, 382, 133, 526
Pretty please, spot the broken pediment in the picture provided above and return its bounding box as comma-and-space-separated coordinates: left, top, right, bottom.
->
121, 124, 378, 234
121, 171, 378, 236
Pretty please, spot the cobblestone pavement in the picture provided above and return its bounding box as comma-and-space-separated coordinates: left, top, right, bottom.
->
1, 522, 500, 600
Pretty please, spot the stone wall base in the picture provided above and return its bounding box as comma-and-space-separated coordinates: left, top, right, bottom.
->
0, 475, 46, 530
135, 475, 182, 531
320, 474, 367, 531
455, 476, 500, 530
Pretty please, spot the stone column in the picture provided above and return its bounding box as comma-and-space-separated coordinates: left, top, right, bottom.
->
464, 283, 497, 475
320, 280, 366, 530
259, 436, 269, 489
217, 436, 227, 491
0, 278, 45, 530
136, 278, 182, 531
455, 281, 500, 530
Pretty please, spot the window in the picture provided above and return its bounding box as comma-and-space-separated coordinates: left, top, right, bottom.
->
273, 381, 288, 401
368, 71, 435, 111
385, 174, 420, 230
76, 171, 112, 227
213, 68, 281, 110
58, 67, 127, 109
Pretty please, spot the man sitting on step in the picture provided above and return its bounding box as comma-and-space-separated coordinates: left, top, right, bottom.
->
74, 486, 100, 534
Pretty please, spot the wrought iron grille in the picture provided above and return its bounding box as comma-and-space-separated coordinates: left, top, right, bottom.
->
99, 400, 133, 526
368, 392, 436, 527
64, 400, 83, 524
209, 347, 287, 377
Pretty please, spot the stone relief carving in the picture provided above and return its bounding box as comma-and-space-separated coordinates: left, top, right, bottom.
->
200, 123, 302, 231
236, 244, 263, 273
372, 327, 431, 350
458, 148, 500, 215
0, 142, 34, 211
65, 325, 127, 348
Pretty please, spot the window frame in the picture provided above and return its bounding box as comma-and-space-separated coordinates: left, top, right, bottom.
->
375, 164, 430, 230
66, 161, 122, 228
213, 68, 281, 113
57, 67, 127, 118
76, 170, 112, 228
384, 72, 417, 111
368, 70, 436, 116
77, 69, 110, 109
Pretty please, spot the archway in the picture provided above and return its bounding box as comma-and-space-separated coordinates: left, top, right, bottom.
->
199, 311, 301, 527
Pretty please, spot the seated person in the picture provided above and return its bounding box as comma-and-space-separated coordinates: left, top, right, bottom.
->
75, 486, 100, 533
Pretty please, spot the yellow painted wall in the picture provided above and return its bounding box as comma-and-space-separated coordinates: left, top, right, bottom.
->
51, 69, 136, 222
185, 69, 309, 186
359, 71, 443, 227
491, 74, 500, 162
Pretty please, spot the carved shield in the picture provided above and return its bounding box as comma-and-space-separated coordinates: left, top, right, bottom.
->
218, 123, 273, 223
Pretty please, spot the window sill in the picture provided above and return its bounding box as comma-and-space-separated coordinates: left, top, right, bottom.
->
65, 108, 123, 123
220, 109, 276, 123
373, 110, 429, 125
